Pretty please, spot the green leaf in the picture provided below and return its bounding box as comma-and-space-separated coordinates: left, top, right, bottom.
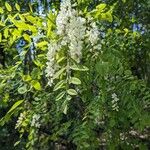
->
15, 3, 20, 11
13, 21, 29, 31
0, 33, 2, 42
4, 28, 9, 38
70, 65, 89, 71
53, 80, 65, 91
22, 75, 32, 82
0, 100, 24, 125
7, 100, 24, 114
101, 11, 113, 22
53, 67, 66, 79
23, 34, 31, 42
0, 21, 5, 27
25, 15, 37, 24
63, 104, 68, 115
18, 85, 27, 94
96, 3, 106, 12
31, 80, 41, 91
69, 77, 81, 85
36, 41, 48, 48
14, 141, 20, 147
0, 7, 4, 14
67, 89, 78, 96
5, 2, 12, 11
105, 11, 113, 22
56, 91, 66, 101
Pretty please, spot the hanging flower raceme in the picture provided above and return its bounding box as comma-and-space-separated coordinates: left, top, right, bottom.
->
56, 0, 72, 35
45, 42, 58, 86
46, 0, 101, 86
15, 112, 26, 129
111, 93, 119, 111
31, 114, 41, 128
68, 12, 86, 62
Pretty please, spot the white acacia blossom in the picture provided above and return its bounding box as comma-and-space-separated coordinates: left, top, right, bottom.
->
56, 0, 72, 35
15, 112, 26, 129
31, 114, 41, 128
46, 0, 101, 86
45, 42, 58, 86
68, 13, 86, 62
56, 0, 86, 62
111, 93, 119, 111
86, 21, 101, 51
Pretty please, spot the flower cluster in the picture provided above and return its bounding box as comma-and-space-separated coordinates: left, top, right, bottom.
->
15, 112, 26, 129
68, 14, 86, 62
56, 0, 72, 35
56, 0, 86, 62
46, 0, 101, 86
87, 19, 101, 51
31, 114, 41, 128
45, 42, 59, 86
111, 93, 119, 111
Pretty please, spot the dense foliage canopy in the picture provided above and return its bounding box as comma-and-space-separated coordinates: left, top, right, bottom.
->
0, 0, 149, 149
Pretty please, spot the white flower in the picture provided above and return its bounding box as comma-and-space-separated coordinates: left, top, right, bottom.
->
87, 22, 100, 46
15, 112, 26, 129
56, 0, 72, 35
68, 15, 86, 62
31, 114, 41, 128
45, 42, 59, 86
111, 93, 119, 111
56, 0, 86, 62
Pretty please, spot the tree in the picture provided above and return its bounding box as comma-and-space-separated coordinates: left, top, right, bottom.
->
0, 0, 149, 149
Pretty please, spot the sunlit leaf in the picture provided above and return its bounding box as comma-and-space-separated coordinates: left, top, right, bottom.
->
31, 80, 41, 91
18, 85, 27, 94
15, 3, 20, 11
5, 2, 12, 11
7, 100, 24, 114
53, 80, 65, 91
0, 7, 4, 14
70, 65, 89, 71
69, 77, 81, 85
56, 91, 66, 101
0, 33, 2, 42
67, 89, 78, 96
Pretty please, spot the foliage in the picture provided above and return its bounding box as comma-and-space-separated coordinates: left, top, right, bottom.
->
0, 0, 149, 150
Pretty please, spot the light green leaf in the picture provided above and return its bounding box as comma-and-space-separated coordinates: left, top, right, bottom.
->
31, 80, 41, 91
22, 75, 32, 82
63, 104, 68, 115
14, 141, 20, 147
0, 7, 4, 14
53, 80, 65, 91
96, 3, 106, 12
7, 100, 24, 114
15, 3, 20, 11
18, 85, 27, 94
67, 89, 78, 96
5, 2, 12, 11
69, 77, 81, 85
101, 11, 113, 22
4, 28, 9, 38
56, 91, 66, 101
0, 33, 2, 42
25, 15, 36, 23
70, 65, 89, 71
0, 100, 24, 125
53, 67, 66, 79
0, 21, 5, 27
23, 34, 31, 42
36, 41, 48, 48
